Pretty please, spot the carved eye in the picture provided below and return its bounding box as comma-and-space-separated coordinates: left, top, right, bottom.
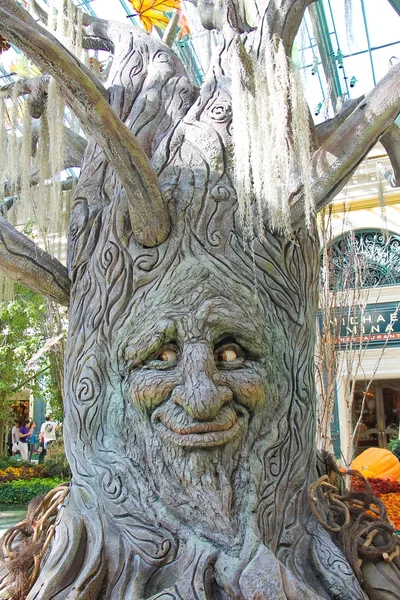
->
216, 349, 237, 362
214, 339, 244, 368
153, 51, 170, 64
143, 344, 179, 370
156, 349, 178, 363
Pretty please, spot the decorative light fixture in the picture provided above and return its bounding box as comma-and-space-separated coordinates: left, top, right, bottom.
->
314, 102, 322, 116
311, 56, 319, 76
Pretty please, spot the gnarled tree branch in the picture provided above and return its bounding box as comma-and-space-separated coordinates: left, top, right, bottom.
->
0, 0, 170, 247
32, 0, 116, 52
311, 61, 400, 212
380, 123, 400, 187
1, 74, 50, 118
315, 97, 364, 146
263, 0, 317, 54
0, 216, 70, 305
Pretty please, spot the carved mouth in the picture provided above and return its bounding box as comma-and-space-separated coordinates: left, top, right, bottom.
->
152, 404, 247, 448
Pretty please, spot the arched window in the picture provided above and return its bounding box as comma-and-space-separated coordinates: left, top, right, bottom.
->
323, 230, 400, 290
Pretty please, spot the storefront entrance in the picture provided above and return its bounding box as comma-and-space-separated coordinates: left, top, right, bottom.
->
354, 380, 400, 453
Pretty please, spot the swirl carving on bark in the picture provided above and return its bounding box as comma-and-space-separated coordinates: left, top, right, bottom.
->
22, 26, 366, 600
2, 0, 399, 598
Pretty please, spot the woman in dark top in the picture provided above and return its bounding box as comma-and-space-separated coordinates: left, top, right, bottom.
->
19, 419, 32, 461
27, 420, 36, 459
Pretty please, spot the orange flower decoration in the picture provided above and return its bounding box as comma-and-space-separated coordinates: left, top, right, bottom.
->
381, 493, 400, 531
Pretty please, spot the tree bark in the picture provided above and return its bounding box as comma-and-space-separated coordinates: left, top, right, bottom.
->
0, 1, 399, 599
0, 217, 70, 305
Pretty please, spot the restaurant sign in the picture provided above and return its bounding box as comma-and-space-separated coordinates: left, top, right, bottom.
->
318, 302, 400, 348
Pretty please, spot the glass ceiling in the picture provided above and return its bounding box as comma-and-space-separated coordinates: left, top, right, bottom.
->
297, 0, 400, 123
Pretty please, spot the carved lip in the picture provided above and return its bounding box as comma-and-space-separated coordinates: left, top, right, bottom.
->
158, 410, 237, 434
156, 419, 242, 447
152, 405, 246, 448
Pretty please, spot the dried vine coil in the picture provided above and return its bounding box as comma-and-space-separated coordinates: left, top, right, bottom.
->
309, 469, 400, 600
0, 483, 70, 600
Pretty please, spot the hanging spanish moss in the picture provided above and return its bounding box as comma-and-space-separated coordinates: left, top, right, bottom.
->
8, 82, 21, 190
0, 99, 7, 191
75, 8, 83, 60
230, 40, 254, 232
298, 22, 309, 70
20, 99, 33, 223
344, 0, 355, 48
0, 83, 69, 260
230, 36, 314, 238
0, 0, 84, 299
66, 0, 76, 51
47, 0, 56, 33
34, 110, 51, 251
47, 0, 82, 56
56, 0, 67, 41
289, 65, 314, 229
47, 77, 65, 205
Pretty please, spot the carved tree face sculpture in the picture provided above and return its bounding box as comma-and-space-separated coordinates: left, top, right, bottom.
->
59, 216, 365, 599
0, 5, 377, 597
116, 262, 286, 539
2, 0, 400, 595
55, 39, 362, 593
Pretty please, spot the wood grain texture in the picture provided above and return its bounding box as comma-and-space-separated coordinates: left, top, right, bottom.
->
0, 216, 70, 305
0, 0, 399, 598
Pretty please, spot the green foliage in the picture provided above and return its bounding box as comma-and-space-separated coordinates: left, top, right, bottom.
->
0, 477, 63, 504
388, 438, 400, 461
0, 285, 46, 423
40, 356, 64, 423
44, 438, 71, 479
0, 284, 64, 425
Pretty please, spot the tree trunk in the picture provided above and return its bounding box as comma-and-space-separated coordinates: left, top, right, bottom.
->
24, 25, 364, 600
1, 1, 400, 599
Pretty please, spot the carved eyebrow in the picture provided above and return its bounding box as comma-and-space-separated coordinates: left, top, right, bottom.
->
201, 302, 264, 357
212, 325, 264, 358
123, 320, 177, 368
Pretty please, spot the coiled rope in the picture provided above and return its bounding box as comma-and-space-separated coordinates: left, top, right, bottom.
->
0, 483, 70, 600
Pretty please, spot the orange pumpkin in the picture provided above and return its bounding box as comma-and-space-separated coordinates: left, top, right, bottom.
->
351, 448, 400, 481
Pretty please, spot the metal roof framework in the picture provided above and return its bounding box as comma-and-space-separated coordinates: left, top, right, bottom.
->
297, 0, 400, 120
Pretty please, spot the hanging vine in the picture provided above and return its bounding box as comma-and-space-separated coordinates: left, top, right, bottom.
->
230, 36, 314, 237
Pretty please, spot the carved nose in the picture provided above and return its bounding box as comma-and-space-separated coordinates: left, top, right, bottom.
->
171, 343, 233, 420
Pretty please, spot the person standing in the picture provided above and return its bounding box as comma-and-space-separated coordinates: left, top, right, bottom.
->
11, 421, 20, 455
39, 416, 58, 463
28, 420, 36, 459
19, 419, 32, 461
